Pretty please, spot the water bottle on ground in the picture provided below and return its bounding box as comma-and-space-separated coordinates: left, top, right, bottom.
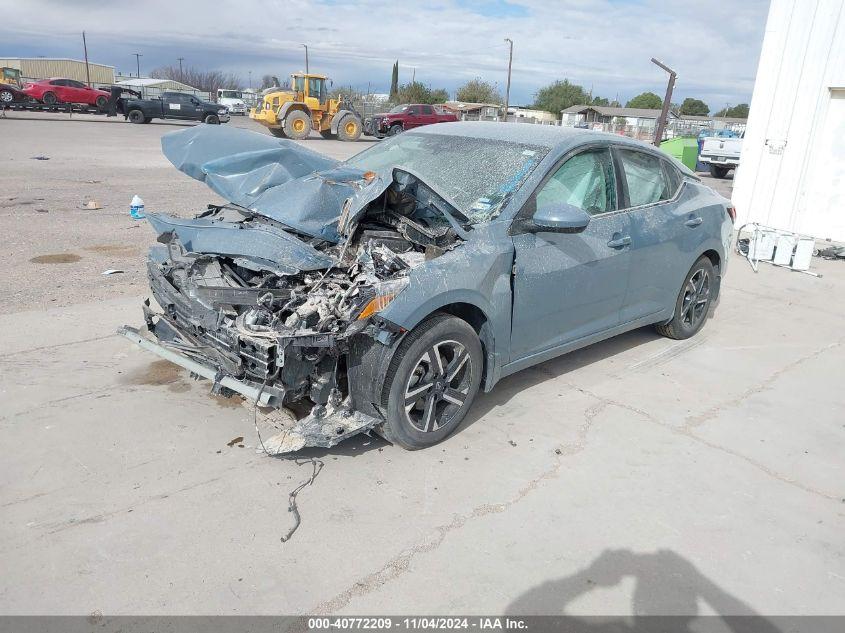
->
130, 195, 145, 220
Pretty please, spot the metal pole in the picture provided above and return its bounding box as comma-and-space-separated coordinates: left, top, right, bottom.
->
82, 31, 91, 87
303, 45, 309, 74
248, 71, 252, 89
177, 57, 184, 81
504, 38, 513, 123
651, 57, 676, 147
412, 67, 415, 83
133, 53, 142, 78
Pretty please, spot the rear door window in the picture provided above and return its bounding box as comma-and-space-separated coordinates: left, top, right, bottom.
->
421, 105, 433, 115
617, 149, 671, 207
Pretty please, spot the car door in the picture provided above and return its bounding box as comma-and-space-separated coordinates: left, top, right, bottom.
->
406, 105, 421, 129
49, 79, 70, 102
66, 80, 88, 103
614, 147, 698, 322
419, 104, 437, 125
510, 146, 632, 360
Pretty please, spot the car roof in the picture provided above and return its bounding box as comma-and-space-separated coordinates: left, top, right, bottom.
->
411, 121, 697, 177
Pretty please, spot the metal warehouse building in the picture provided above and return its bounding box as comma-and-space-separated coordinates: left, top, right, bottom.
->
0, 57, 115, 85
732, 0, 845, 242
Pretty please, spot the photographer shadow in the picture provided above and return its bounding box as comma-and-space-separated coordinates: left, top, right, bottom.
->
506, 549, 781, 633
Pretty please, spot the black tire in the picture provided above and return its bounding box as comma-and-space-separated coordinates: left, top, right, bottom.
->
709, 164, 729, 179
127, 109, 145, 124
269, 127, 287, 138
0, 89, 14, 104
204, 114, 220, 125
284, 110, 311, 139
42, 91, 58, 106
95, 95, 108, 111
388, 123, 403, 136
381, 314, 483, 450
319, 129, 335, 139
656, 256, 716, 340
336, 114, 363, 141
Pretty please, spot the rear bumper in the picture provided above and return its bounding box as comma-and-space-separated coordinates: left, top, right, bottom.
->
699, 155, 739, 167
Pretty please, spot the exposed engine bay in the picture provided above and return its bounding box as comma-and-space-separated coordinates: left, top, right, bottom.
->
122, 169, 466, 453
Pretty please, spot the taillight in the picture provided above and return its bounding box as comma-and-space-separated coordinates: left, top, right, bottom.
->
726, 205, 736, 223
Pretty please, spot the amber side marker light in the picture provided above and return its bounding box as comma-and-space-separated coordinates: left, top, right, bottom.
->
357, 293, 396, 320
363, 171, 377, 183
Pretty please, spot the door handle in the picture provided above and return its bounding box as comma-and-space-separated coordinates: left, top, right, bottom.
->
685, 216, 703, 227
607, 235, 632, 248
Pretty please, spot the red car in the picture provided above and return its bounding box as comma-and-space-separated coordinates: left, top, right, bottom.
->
23, 78, 111, 109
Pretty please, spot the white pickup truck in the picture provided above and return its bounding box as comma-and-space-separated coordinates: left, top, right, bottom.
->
216, 89, 247, 115
699, 132, 744, 178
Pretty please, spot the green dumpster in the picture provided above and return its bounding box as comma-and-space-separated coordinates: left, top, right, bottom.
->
660, 137, 699, 171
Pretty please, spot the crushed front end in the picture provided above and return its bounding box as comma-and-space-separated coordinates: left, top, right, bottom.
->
121, 134, 464, 453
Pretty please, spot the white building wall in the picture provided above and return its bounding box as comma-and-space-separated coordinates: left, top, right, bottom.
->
732, 0, 845, 241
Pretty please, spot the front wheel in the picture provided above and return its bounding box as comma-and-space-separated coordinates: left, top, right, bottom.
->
284, 110, 311, 139
42, 91, 58, 106
381, 314, 482, 450
127, 109, 145, 124
655, 256, 716, 340
388, 123, 403, 136
0, 89, 14, 104
95, 95, 108, 111
204, 114, 220, 124
336, 114, 362, 141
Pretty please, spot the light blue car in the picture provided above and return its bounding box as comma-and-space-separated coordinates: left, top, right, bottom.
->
121, 122, 734, 453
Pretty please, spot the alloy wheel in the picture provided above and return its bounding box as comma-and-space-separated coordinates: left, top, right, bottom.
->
681, 269, 710, 329
404, 340, 473, 433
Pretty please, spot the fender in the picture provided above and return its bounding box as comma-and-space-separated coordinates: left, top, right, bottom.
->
330, 109, 356, 134
277, 102, 311, 122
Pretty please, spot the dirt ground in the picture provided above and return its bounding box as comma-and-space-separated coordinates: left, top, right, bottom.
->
1, 112, 843, 618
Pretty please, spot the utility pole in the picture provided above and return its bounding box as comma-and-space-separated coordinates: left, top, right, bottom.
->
503, 38, 513, 123
177, 57, 184, 81
651, 57, 676, 147
133, 53, 143, 78
248, 70, 252, 89
412, 67, 416, 83
303, 44, 309, 74
82, 31, 91, 87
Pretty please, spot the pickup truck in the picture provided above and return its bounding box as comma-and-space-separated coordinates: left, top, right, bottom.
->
123, 92, 230, 125
698, 132, 744, 178
364, 103, 458, 138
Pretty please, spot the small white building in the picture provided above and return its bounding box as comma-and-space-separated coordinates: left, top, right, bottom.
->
507, 107, 558, 124
732, 0, 845, 241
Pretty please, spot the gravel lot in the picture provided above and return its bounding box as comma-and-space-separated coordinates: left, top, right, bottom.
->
1, 112, 842, 618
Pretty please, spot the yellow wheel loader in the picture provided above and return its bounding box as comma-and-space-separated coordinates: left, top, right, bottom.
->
249, 72, 363, 141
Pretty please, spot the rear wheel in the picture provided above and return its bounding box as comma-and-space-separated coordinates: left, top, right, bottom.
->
381, 314, 482, 450
284, 110, 311, 139
127, 109, 145, 124
42, 91, 57, 106
709, 164, 729, 179
655, 256, 716, 340
337, 113, 363, 141
204, 113, 220, 124
269, 127, 287, 138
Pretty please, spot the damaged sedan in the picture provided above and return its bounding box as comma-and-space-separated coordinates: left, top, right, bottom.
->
121, 122, 734, 453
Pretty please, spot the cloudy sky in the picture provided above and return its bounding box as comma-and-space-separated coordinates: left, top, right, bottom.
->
2, 0, 770, 111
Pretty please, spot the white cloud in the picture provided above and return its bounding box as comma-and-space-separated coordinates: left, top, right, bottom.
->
1, 0, 770, 107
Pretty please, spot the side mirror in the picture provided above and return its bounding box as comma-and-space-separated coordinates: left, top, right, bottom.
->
531, 202, 591, 233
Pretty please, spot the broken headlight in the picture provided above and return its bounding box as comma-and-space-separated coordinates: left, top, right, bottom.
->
356, 278, 408, 320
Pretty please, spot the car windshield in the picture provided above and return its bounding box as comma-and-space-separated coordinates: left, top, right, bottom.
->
220, 90, 241, 99
388, 105, 408, 114
346, 132, 549, 223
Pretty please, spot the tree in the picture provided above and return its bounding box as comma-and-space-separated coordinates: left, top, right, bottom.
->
715, 103, 749, 118
149, 65, 242, 94
590, 96, 610, 106
389, 61, 399, 101
532, 79, 590, 115
395, 82, 450, 105
260, 74, 281, 90
455, 78, 501, 104
625, 91, 663, 109
679, 98, 709, 116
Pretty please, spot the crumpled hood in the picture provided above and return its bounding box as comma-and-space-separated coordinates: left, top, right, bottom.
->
161, 125, 380, 242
